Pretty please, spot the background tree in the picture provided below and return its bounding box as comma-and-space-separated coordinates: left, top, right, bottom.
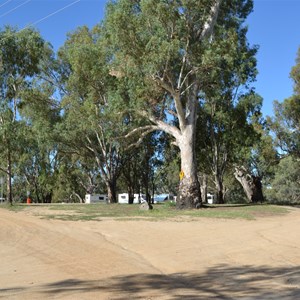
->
265, 44, 300, 204
154, 135, 180, 197
120, 132, 161, 203
0, 26, 51, 203
249, 119, 279, 194
231, 94, 267, 203
270, 97, 300, 157
58, 26, 128, 203
197, 92, 263, 203
270, 46, 300, 157
197, 10, 258, 203
266, 156, 300, 204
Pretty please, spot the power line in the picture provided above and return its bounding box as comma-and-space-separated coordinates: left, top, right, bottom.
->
0, 0, 31, 18
21, 0, 81, 30
0, 0, 13, 9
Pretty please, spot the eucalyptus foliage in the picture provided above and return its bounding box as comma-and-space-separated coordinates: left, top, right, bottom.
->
104, 0, 256, 208
0, 26, 51, 203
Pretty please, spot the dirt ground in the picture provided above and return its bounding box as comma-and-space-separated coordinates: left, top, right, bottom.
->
1, 206, 300, 299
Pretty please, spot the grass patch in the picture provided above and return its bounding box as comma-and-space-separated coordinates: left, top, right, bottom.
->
42, 214, 102, 221
0, 202, 27, 212
1, 202, 290, 221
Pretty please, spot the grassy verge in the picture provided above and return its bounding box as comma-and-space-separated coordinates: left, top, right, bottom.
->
0, 202, 27, 212
0, 202, 290, 221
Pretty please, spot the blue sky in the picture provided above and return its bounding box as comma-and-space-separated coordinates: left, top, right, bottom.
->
0, 0, 299, 117
247, 0, 300, 117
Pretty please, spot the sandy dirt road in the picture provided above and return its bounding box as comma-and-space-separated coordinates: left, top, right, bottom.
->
0, 207, 300, 299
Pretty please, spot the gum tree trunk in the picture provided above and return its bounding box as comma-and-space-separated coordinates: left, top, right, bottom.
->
106, 180, 117, 203
199, 173, 208, 204
215, 174, 225, 204
234, 166, 264, 203
176, 125, 201, 209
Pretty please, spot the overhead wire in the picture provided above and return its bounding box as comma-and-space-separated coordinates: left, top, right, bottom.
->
21, 0, 81, 31
0, 0, 13, 9
0, 0, 31, 18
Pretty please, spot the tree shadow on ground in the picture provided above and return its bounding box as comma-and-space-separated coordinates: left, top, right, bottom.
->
1, 264, 300, 299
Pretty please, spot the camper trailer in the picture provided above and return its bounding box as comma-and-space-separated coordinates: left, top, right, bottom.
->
85, 194, 107, 204
118, 193, 146, 204
207, 193, 214, 204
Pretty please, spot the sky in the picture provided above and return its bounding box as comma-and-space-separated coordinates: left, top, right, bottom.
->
0, 0, 299, 117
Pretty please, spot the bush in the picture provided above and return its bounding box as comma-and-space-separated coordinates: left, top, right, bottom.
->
266, 156, 300, 204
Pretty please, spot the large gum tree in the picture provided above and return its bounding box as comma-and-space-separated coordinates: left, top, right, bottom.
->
104, 0, 254, 209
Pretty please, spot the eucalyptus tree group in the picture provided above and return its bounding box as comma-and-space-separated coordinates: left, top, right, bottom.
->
1, 0, 299, 207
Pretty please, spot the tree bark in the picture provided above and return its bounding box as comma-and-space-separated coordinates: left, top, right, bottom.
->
106, 180, 117, 203
72, 192, 84, 203
215, 174, 224, 204
234, 166, 264, 203
199, 173, 208, 204
128, 185, 134, 204
176, 127, 201, 209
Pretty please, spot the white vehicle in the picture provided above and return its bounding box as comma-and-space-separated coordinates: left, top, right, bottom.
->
207, 193, 214, 204
85, 194, 108, 203
118, 193, 146, 204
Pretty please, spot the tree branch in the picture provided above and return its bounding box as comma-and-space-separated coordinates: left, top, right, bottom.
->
177, 39, 189, 90
0, 167, 8, 175
152, 75, 186, 129
122, 125, 159, 140
138, 110, 182, 141
167, 109, 178, 118
180, 82, 195, 96
199, 0, 222, 41
94, 129, 106, 158
125, 128, 157, 151
179, 67, 199, 90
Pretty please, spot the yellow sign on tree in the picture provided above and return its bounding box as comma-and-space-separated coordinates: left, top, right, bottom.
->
179, 170, 184, 181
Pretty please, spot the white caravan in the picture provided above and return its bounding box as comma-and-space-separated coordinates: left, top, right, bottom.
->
85, 194, 108, 203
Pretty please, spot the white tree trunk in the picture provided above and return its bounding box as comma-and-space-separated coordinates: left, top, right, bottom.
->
176, 125, 201, 209
199, 173, 208, 203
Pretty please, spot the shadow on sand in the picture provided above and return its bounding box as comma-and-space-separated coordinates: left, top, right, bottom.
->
1, 264, 300, 299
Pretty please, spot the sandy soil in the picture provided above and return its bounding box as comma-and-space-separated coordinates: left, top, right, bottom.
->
1, 206, 300, 299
